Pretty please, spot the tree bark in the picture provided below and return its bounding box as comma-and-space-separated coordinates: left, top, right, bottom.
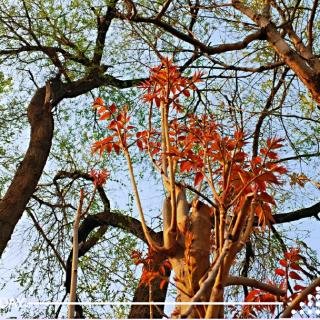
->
128, 266, 170, 319
232, 1, 320, 105
0, 85, 54, 257
168, 199, 211, 318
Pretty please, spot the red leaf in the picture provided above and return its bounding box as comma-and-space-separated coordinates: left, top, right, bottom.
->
285, 249, 301, 262
267, 137, 284, 149
136, 139, 143, 151
290, 262, 301, 271
259, 192, 276, 205
267, 151, 279, 160
266, 138, 272, 148
245, 289, 261, 302
252, 156, 263, 165
97, 106, 107, 114
109, 103, 117, 113
108, 120, 117, 130
275, 268, 286, 277
233, 151, 247, 162
117, 114, 123, 122
262, 203, 275, 224
259, 293, 276, 302
177, 135, 186, 142
180, 161, 193, 173
274, 166, 287, 174
99, 112, 111, 120
279, 259, 288, 267
93, 97, 104, 106
234, 130, 244, 140
113, 143, 120, 155
294, 284, 306, 291
160, 279, 167, 290
106, 143, 112, 153
194, 172, 204, 186
95, 136, 114, 145
259, 172, 280, 185
183, 89, 190, 97
289, 271, 303, 280
151, 148, 160, 156
260, 148, 268, 155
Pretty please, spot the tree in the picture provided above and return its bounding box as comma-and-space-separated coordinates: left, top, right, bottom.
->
91, 58, 318, 318
0, 0, 319, 318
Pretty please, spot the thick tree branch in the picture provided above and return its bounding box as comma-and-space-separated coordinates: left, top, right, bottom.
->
232, 0, 320, 104
92, 1, 117, 65
0, 45, 91, 67
225, 276, 286, 296
307, 0, 318, 51
273, 201, 320, 224
181, 240, 232, 318
276, 152, 320, 163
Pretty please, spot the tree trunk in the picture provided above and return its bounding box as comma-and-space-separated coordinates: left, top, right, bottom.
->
128, 264, 170, 318
0, 85, 54, 257
167, 196, 211, 318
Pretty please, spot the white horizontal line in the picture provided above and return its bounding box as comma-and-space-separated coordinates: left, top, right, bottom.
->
11, 318, 320, 320
28, 301, 283, 306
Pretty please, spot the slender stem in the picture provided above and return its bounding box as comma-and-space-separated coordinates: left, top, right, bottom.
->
160, 103, 168, 180
124, 149, 161, 250
68, 189, 84, 319
149, 282, 153, 319
82, 186, 96, 217
214, 207, 220, 254
237, 200, 255, 251
162, 101, 177, 232
219, 205, 226, 252
231, 194, 254, 242
204, 150, 221, 204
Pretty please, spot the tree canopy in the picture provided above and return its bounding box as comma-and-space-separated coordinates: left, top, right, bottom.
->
0, 0, 319, 318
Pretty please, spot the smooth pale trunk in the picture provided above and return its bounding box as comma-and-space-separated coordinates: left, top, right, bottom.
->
163, 189, 211, 318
